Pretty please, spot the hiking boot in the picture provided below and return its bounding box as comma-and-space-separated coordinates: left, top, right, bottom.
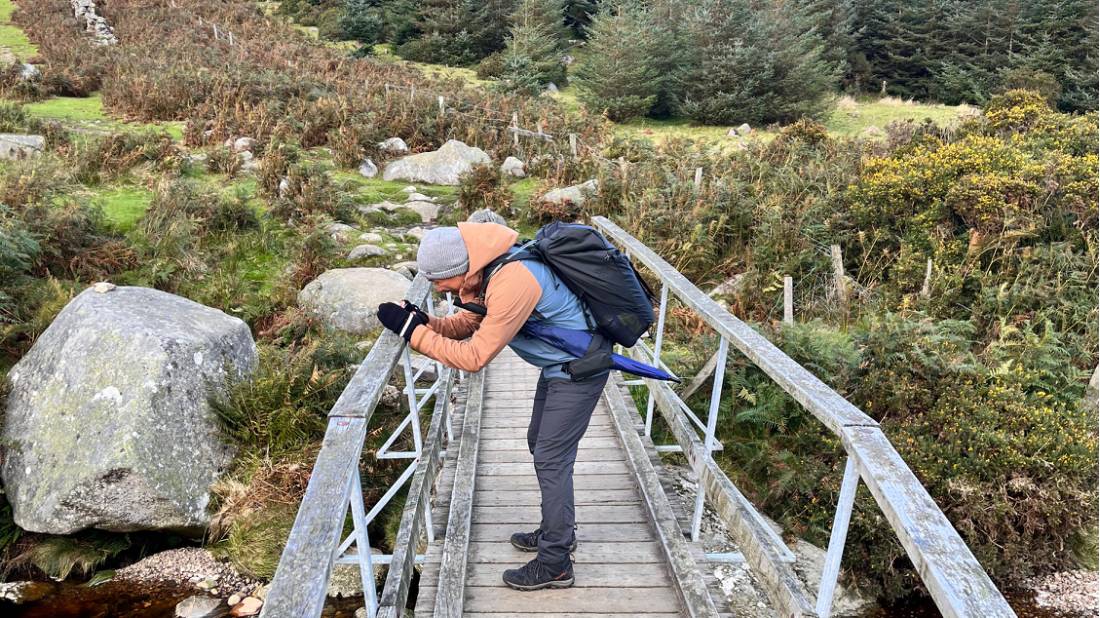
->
509, 528, 578, 553
502, 558, 574, 591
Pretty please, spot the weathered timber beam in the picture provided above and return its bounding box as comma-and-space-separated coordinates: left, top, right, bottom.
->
603, 375, 721, 618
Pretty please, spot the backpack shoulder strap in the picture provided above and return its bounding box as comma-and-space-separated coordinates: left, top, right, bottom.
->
452, 243, 541, 317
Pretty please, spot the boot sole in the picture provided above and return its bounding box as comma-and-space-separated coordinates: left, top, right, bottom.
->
502, 576, 575, 591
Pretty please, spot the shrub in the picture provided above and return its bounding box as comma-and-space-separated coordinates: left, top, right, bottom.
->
476, 52, 505, 80
457, 163, 512, 214
983, 89, 1053, 132
206, 146, 242, 177
271, 163, 354, 224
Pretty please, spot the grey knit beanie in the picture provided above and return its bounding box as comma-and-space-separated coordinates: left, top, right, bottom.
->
417, 227, 470, 280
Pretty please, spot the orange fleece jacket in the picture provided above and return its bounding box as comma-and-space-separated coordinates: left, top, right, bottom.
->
409, 222, 542, 372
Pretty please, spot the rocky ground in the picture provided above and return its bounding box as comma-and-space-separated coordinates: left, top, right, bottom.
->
115, 547, 261, 601
1026, 570, 1099, 616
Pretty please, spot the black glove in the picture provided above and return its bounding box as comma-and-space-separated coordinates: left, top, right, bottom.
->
402, 301, 431, 323
377, 302, 427, 342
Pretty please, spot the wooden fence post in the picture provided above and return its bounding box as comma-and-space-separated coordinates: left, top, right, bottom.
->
569, 133, 577, 157
438, 96, 446, 117
920, 258, 932, 298
512, 112, 519, 147
831, 244, 849, 309
409, 85, 416, 102
693, 167, 703, 191
783, 276, 793, 324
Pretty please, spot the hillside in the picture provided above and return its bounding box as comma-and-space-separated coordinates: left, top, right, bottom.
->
0, 1, 1095, 617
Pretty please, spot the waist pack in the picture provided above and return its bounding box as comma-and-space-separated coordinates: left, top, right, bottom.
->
458, 222, 656, 347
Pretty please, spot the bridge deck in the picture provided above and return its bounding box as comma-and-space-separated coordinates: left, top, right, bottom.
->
416, 350, 710, 617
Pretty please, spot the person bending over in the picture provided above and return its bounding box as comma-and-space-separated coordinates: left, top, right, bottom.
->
375, 222, 607, 591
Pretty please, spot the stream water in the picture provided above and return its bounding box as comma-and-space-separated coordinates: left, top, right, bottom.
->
0, 579, 1086, 618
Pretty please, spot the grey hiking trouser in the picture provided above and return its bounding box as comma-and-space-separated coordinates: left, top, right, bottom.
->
527, 369, 610, 566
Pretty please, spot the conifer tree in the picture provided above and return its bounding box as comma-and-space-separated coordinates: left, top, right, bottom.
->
677, 0, 840, 125
395, 0, 480, 65
496, 0, 568, 94
572, 1, 673, 121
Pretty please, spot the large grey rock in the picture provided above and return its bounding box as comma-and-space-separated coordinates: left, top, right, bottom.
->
298, 268, 411, 334
0, 134, 44, 159
541, 179, 598, 206
467, 208, 506, 225
500, 156, 526, 178
383, 139, 491, 185
19, 64, 39, 80
2, 286, 257, 534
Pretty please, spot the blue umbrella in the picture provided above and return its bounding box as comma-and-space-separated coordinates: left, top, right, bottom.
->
521, 322, 680, 382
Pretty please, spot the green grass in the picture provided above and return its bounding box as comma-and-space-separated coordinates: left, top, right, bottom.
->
0, 0, 36, 61
90, 185, 153, 232
18, 94, 186, 140
24, 95, 108, 122
824, 95, 976, 136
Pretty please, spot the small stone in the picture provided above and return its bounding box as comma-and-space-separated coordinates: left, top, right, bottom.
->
175, 595, 225, 618
358, 159, 378, 178
229, 596, 262, 617
197, 578, 217, 591
359, 232, 384, 243
404, 200, 440, 223
467, 208, 506, 225
377, 137, 409, 154
232, 137, 256, 153
227, 594, 241, 606
406, 192, 436, 203
401, 186, 417, 193
347, 244, 386, 261
500, 156, 526, 178
277, 177, 290, 197
736, 123, 752, 136
544, 82, 559, 93
405, 227, 426, 241
92, 282, 116, 294
326, 222, 358, 242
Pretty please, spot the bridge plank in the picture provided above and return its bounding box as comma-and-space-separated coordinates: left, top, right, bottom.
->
477, 460, 630, 476
476, 437, 623, 451
462, 586, 683, 614
419, 563, 673, 589
603, 376, 722, 618
472, 504, 649, 524
470, 522, 655, 542
475, 474, 638, 491
476, 449, 625, 463
432, 370, 486, 618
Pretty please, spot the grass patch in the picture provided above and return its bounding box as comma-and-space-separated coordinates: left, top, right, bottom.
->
825, 94, 975, 135
0, 0, 36, 61
17, 94, 186, 140
90, 185, 153, 232
221, 504, 297, 580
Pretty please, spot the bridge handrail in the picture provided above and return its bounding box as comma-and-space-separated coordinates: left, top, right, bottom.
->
592, 216, 1015, 618
261, 275, 455, 618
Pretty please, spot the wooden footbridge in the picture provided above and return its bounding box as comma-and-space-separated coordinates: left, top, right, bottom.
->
260, 218, 1016, 618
